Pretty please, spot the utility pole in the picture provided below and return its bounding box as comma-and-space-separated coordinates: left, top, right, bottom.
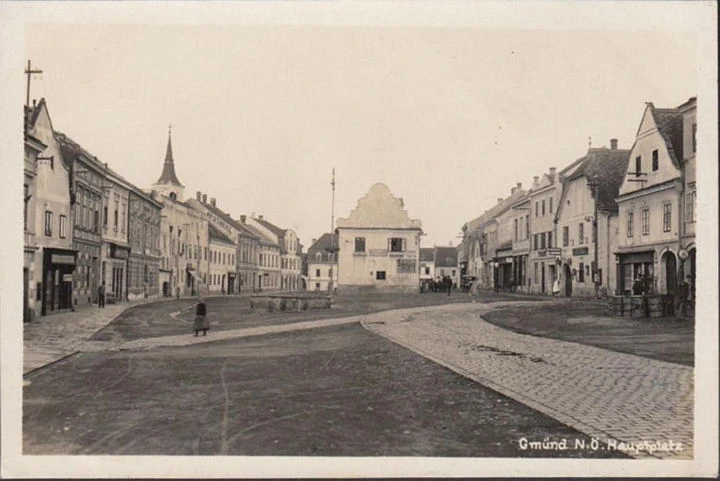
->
328, 168, 336, 295
587, 174, 600, 298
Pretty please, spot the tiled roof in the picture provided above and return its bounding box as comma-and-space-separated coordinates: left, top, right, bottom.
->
196, 200, 261, 241
254, 217, 286, 238
564, 147, 631, 213
419, 248, 435, 262
434, 246, 458, 267
208, 223, 235, 245
307, 233, 337, 255
651, 105, 684, 168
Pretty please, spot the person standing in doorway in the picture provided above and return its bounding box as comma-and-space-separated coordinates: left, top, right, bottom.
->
552, 277, 561, 296
98, 282, 106, 308
678, 275, 693, 317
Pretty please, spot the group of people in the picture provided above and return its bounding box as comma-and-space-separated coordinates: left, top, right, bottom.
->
421, 276, 455, 296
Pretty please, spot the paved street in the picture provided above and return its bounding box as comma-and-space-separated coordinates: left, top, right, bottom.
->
23, 296, 693, 459
364, 302, 694, 459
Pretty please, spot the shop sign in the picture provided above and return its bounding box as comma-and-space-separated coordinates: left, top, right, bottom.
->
110, 244, 129, 259
51, 254, 76, 265
62, 274, 73, 282
572, 246, 589, 256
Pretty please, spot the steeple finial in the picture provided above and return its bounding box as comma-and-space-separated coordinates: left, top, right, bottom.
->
154, 125, 183, 187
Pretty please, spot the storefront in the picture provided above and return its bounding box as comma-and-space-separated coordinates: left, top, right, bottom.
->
41, 248, 77, 315
616, 250, 654, 296
107, 243, 130, 302
493, 249, 514, 291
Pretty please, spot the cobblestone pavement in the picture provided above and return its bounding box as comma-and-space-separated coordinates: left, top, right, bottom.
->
361, 302, 694, 460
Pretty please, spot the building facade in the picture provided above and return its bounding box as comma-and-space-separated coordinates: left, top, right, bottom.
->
306, 233, 338, 292
615, 99, 696, 299
556, 141, 629, 297
26, 100, 77, 316
527, 168, 563, 294
127, 189, 162, 300
336, 183, 422, 291
208, 224, 237, 294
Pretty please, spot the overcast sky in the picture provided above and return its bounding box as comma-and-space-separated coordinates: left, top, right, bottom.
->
25, 23, 698, 247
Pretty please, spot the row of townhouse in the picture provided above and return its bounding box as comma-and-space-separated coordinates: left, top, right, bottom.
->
460, 97, 697, 300
22, 97, 303, 322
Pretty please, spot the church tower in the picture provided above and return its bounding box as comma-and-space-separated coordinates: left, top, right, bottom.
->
152, 126, 185, 201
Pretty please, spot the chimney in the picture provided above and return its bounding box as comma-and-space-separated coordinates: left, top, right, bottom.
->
251, 212, 256, 219
497, 197, 503, 203
312, 238, 317, 245
202, 194, 207, 203
258, 214, 264, 221
533, 176, 540, 187
210, 197, 216, 207
196, 191, 201, 201
610, 138, 618, 150
511, 187, 516, 194
240, 215, 246, 224
32, 99, 36, 107
549, 167, 557, 177
516, 182, 522, 190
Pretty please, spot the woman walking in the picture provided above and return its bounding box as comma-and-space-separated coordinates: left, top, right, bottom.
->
193, 297, 209, 336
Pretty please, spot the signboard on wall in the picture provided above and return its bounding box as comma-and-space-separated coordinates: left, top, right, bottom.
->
572, 246, 589, 256
396, 259, 416, 273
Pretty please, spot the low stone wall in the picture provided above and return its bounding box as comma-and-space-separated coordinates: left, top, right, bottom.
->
250, 293, 332, 312
608, 294, 674, 318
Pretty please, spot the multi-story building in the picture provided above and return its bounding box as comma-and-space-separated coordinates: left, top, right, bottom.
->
615, 98, 696, 298
23, 103, 47, 321
305, 233, 338, 292
26, 99, 77, 316
527, 167, 565, 294
56, 133, 104, 307
555, 140, 629, 297
152, 131, 209, 297
509, 192, 531, 292
208, 224, 237, 294
100, 168, 132, 302
336, 183, 422, 292
249, 216, 302, 291
127, 189, 162, 300
487, 185, 527, 291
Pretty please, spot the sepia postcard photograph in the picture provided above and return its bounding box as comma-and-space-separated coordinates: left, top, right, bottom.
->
1, 1, 718, 478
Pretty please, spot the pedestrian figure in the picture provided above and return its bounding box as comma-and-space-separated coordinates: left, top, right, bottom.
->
552, 278, 560, 296
678, 275, 693, 317
193, 297, 209, 336
98, 282, 106, 308
445, 276, 452, 296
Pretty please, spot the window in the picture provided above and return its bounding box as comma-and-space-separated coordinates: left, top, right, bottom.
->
59, 215, 67, 238
687, 190, 696, 223
103, 206, 108, 226
114, 209, 118, 229
549, 197, 553, 214
389, 237, 405, 252
376, 271, 386, 280
534, 262, 538, 284
541, 199, 546, 216
635, 156, 642, 177
563, 226, 569, 247
578, 262, 585, 283
315, 269, 321, 277
547, 231, 552, 248
641, 208, 650, 236
525, 216, 529, 240
514, 218, 518, 241
663, 203, 671, 232
354, 237, 366, 253
540, 232, 546, 249
652, 149, 659, 172
692, 123, 697, 153
94, 210, 99, 233
23, 184, 30, 230
424, 266, 430, 275
578, 223, 584, 244
627, 212, 634, 237
44, 210, 52, 236
535, 201, 539, 217
532, 234, 537, 250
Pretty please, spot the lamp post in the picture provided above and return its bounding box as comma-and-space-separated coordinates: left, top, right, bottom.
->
587, 175, 600, 298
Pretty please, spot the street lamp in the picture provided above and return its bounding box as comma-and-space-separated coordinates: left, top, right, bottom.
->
587, 174, 600, 298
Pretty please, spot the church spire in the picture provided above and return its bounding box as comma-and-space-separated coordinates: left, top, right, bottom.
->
154, 124, 183, 187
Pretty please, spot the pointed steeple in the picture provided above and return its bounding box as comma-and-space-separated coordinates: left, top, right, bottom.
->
155, 126, 183, 186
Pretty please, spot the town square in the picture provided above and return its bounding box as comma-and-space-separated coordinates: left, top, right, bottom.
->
2, 2, 717, 479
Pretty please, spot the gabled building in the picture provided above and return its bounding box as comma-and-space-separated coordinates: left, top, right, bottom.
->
336, 183, 422, 292
26, 99, 76, 316
240, 215, 282, 291
615, 98, 697, 298
509, 191, 531, 292
208, 223, 237, 294
306, 233, 338, 292
555, 140, 630, 297
419, 247, 435, 290
249, 216, 302, 291
434, 245, 459, 288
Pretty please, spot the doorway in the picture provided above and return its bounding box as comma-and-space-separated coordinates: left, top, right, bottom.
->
662, 251, 678, 295
563, 264, 572, 297
541, 262, 546, 294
